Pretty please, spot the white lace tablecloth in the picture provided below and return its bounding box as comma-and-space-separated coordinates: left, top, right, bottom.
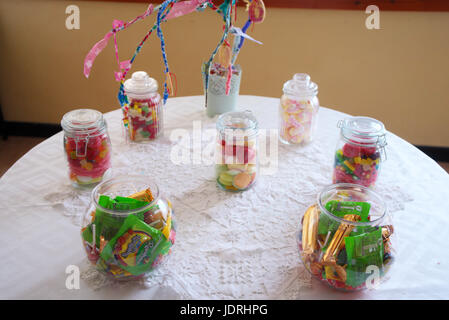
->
0, 95, 448, 300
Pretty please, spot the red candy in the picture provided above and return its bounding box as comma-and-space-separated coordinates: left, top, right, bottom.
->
342, 143, 361, 158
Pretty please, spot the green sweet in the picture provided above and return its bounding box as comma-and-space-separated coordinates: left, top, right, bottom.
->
345, 227, 383, 288
325, 201, 370, 222
100, 214, 172, 276
318, 201, 370, 236
318, 201, 371, 252
82, 195, 150, 246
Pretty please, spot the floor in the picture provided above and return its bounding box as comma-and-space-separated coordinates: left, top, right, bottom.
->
1, 136, 449, 177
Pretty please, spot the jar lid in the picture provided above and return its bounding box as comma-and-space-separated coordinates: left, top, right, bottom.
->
283, 73, 318, 97
61, 109, 105, 137
124, 71, 158, 96
338, 116, 387, 147
216, 110, 259, 139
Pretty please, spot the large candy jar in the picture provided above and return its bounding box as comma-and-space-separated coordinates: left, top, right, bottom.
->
61, 109, 112, 188
81, 176, 176, 280
297, 183, 394, 291
279, 73, 319, 145
124, 71, 163, 142
215, 111, 258, 192
333, 116, 387, 188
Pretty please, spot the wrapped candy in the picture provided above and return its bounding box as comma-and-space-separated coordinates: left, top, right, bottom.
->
297, 183, 394, 291
279, 74, 319, 145
61, 109, 112, 187
215, 111, 258, 192
81, 176, 175, 280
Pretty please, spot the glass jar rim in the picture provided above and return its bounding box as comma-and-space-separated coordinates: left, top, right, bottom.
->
91, 175, 160, 216
61, 109, 106, 138
316, 183, 387, 227
216, 110, 259, 138
338, 116, 387, 147
283, 73, 318, 97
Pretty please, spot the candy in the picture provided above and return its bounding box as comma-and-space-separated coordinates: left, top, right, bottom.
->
124, 72, 163, 143
322, 214, 360, 264
232, 172, 252, 190
299, 197, 394, 291
279, 74, 319, 145
82, 187, 175, 279
128, 188, 154, 203
301, 205, 319, 260
64, 133, 111, 187
127, 99, 162, 142
345, 228, 384, 288
333, 142, 381, 188
216, 112, 258, 192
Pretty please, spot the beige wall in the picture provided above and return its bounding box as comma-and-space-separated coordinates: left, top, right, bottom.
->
0, 0, 448, 146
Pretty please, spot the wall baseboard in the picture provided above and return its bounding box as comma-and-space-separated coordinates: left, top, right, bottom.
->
415, 145, 449, 162
1, 121, 448, 162
2, 121, 62, 139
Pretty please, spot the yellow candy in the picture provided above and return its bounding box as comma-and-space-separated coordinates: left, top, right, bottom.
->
99, 149, 108, 159
343, 160, 355, 171
162, 211, 172, 240
80, 159, 93, 171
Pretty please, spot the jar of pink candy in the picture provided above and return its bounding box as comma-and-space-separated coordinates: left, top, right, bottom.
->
333, 117, 387, 188
123, 71, 163, 143
279, 73, 319, 145
61, 109, 112, 188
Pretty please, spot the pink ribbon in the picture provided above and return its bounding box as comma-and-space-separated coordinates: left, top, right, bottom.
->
166, 0, 207, 20
84, 32, 113, 78
83, 4, 154, 79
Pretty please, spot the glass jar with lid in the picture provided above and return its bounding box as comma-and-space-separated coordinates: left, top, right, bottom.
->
279, 73, 319, 145
333, 116, 387, 188
61, 108, 112, 188
215, 110, 259, 192
80, 175, 176, 280
123, 71, 163, 142
297, 183, 395, 291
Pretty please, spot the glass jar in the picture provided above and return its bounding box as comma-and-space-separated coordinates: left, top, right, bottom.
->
297, 183, 394, 291
279, 73, 319, 145
333, 116, 387, 188
215, 110, 258, 192
123, 71, 163, 142
61, 109, 112, 188
80, 176, 176, 280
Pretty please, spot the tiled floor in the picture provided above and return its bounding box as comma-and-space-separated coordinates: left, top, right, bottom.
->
0, 136, 449, 178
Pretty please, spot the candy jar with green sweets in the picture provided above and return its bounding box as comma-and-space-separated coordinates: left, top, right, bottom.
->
297, 183, 395, 291
81, 176, 176, 280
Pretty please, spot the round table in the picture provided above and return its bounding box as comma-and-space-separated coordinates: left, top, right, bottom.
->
0, 95, 448, 299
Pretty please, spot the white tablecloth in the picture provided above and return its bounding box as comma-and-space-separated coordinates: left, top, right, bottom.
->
0, 95, 448, 299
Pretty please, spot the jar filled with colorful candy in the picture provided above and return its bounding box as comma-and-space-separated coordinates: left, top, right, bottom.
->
297, 183, 394, 291
61, 109, 112, 188
81, 176, 176, 280
279, 73, 319, 145
333, 116, 387, 188
215, 110, 259, 192
123, 71, 163, 142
